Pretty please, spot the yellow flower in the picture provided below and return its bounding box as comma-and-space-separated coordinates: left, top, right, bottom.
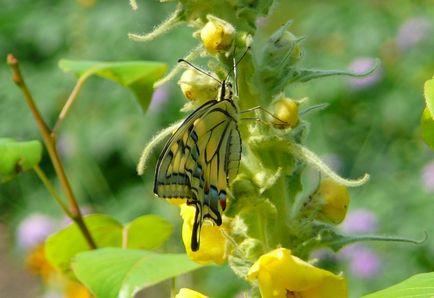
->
180, 204, 227, 264
175, 288, 209, 298
65, 280, 93, 298
26, 244, 56, 283
168, 198, 187, 206
315, 178, 350, 224
26, 244, 94, 297
200, 15, 235, 54
247, 248, 348, 298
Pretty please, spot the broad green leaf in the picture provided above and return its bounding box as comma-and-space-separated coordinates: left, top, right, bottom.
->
424, 77, 434, 117
45, 214, 123, 275
72, 248, 203, 298
125, 215, 173, 250
58, 60, 167, 111
0, 138, 42, 182
361, 272, 434, 298
421, 107, 434, 151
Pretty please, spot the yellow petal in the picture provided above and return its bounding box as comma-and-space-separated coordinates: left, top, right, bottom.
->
180, 204, 227, 265
247, 248, 348, 298
175, 288, 209, 298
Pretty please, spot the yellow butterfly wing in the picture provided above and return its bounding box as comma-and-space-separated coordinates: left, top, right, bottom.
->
154, 98, 241, 251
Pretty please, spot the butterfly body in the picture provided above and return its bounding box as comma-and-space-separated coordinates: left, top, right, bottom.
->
154, 82, 241, 251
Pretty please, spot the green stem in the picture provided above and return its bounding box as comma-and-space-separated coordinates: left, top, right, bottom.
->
7, 54, 97, 249
52, 73, 91, 135
170, 277, 176, 298
267, 174, 290, 248
330, 233, 428, 249
33, 165, 72, 218
128, 4, 183, 42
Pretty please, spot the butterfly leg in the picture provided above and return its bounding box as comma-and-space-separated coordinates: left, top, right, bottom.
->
240, 106, 287, 125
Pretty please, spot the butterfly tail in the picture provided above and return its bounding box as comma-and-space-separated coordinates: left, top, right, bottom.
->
190, 201, 203, 251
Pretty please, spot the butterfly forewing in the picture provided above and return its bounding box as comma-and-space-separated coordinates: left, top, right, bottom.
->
154, 97, 241, 251
154, 100, 216, 198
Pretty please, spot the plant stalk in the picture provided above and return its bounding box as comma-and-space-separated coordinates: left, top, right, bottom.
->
7, 54, 97, 249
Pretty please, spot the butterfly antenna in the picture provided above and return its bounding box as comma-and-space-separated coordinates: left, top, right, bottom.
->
178, 59, 222, 84
223, 46, 251, 83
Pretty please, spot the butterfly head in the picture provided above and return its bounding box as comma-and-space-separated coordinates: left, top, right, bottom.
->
219, 80, 233, 101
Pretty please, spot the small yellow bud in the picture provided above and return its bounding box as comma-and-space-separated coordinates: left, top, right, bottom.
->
180, 204, 227, 264
175, 288, 209, 298
315, 178, 350, 224
200, 15, 235, 54
178, 69, 220, 103
271, 97, 299, 129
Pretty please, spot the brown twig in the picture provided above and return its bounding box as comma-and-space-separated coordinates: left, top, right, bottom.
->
7, 54, 97, 249
52, 73, 90, 135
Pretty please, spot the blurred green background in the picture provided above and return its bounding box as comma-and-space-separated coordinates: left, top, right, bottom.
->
1, 1, 433, 297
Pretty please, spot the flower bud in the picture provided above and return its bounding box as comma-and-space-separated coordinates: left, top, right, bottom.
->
180, 204, 227, 264
178, 68, 220, 102
200, 15, 235, 54
314, 178, 350, 224
258, 21, 303, 95
271, 97, 299, 129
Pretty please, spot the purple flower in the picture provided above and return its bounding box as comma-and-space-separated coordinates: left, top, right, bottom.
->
396, 17, 432, 51
310, 248, 337, 263
61, 207, 92, 227
149, 85, 169, 111
347, 57, 382, 89
16, 214, 57, 250
340, 244, 381, 279
341, 209, 377, 234
422, 161, 434, 192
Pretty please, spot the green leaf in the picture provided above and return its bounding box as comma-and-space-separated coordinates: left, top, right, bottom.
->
45, 214, 123, 275
58, 60, 167, 111
72, 248, 202, 298
421, 107, 434, 151
125, 215, 173, 250
361, 272, 434, 298
0, 138, 43, 182
424, 78, 434, 117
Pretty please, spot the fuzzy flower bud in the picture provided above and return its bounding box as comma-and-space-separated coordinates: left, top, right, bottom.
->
271, 96, 299, 129
178, 68, 220, 103
314, 178, 350, 224
258, 21, 303, 95
180, 204, 227, 264
200, 15, 235, 54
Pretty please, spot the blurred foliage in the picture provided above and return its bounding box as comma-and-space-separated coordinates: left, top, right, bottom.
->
1, 0, 434, 297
